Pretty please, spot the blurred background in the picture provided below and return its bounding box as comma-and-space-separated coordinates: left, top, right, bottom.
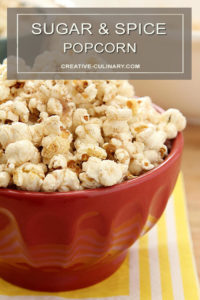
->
0, 0, 199, 279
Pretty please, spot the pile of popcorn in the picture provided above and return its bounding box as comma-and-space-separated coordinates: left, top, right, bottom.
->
0, 60, 186, 192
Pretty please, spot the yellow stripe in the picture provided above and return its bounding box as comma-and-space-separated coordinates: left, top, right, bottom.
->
0, 254, 130, 298
157, 213, 174, 300
139, 234, 151, 299
173, 173, 200, 300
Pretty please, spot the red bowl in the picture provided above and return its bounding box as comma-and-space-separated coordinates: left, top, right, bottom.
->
0, 125, 183, 292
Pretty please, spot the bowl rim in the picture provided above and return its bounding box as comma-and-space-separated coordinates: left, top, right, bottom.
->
0, 113, 184, 199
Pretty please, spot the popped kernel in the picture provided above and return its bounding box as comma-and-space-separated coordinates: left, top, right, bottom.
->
79, 172, 101, 189
5, 140, 40, 166
47, 98, 63, 116
42, 169, 81, 192
41, 132, 72, 164
82, 157, 125, 187
0, 171, 10, 188
0, 122, 31, 149
13, 163, 46, 192
115, 149, 130, 165
76, 144, 107, 160
48, 154, 67, 170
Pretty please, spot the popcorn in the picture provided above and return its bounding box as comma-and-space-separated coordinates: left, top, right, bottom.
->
0, 171, 10, 188
129, 154, 154, 176
72, 108, 89, 130
42, 170, 63, 192
0, 85, 10, 101
144, 149, 166, 164
159, 108, 187, 139
137, 128, 167, 151
79, 172, 101, 189
0, 59, 186, 191
102, 107, 132, 140
115, 149, 130, 165
0, 149, 6, 164
161, 109, 186, 131
47, 98, 63, 116
84, 83, 98, 102
60, 101, 75, 129
5, 140, 40, 166
0, 101, 19, 123
29, 124, 44, 146
28, 116, 62, 147
82, 157, 125, 187
103, 119, 130, 138
48, 154, 67, 170
96, 80, 134, 104
75, 123, 104, 148
12, 98, 29, 122
160, 122, 178, 140
110, 138, 122, 148
106, 106, 132, 121
41, 130, 72, 164
58, 169, 82, 192
0, 122, 31, 149
28, 97, 46, 114
42, 169, 81, 192
13, 163, 46, 192
43, 116, 62, 136
76, 144, 107, 160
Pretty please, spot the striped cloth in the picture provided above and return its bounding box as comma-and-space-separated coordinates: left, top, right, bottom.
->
0, 173, 199, 300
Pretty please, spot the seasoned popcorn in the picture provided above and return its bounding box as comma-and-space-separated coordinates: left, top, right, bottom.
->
0, 60, 186, 192
41, 131, 72, 164
42, 169, 81, 192
81, 157, 127, 187
5, 140, 40, 166
76, 144, 107, 160
0, 122, 31, 148
159, 109, 187, 139
13, 163, 46, 192
48, 154, 67, 170
0, 171, 10, 188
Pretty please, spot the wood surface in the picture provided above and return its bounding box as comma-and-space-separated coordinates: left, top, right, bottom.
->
181, 124, 200, 281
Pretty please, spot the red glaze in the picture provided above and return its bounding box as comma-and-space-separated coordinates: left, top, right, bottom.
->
0, 131, 183, 291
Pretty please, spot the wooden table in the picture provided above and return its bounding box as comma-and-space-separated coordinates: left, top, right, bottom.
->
181, 124, 200, 281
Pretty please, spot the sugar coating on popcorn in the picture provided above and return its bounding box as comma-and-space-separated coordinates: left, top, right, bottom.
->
0, 60, 186, 191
